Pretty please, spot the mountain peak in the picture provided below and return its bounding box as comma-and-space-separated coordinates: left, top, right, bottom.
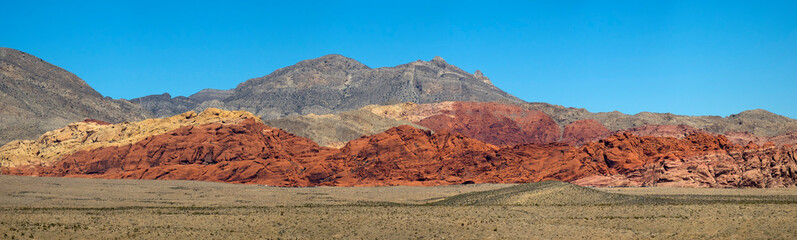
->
220, 54, 523, 119
294, 54, 370, 70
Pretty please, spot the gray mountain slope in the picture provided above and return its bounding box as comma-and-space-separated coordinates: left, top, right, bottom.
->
130, 90, 233, 118
132, 55, 522, 119
129, 93, 197, 118
189, 88, 234, 102
223, 55, 523, 119
0, 47, 151, 145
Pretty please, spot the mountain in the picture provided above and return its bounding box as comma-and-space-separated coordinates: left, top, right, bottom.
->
132, 54, 523, 119
0, 47, 151, 145
525, 102, 797, 137
225, 55, 522, 119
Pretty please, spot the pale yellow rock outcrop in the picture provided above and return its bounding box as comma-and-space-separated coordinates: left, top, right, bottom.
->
362, 101, 455, 122
0, 108, 261, 167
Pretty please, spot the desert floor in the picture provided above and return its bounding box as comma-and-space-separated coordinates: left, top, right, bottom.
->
1, 175, 796, 239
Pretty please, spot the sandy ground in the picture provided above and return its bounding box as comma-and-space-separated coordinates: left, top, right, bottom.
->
1, 175, 797, 239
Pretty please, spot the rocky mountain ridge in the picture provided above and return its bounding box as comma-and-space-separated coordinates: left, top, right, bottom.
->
525, 102, 797, 137
0, 47, 151, 145
133, 54, 522, 119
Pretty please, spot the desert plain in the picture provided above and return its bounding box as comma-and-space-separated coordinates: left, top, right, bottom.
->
1, 175, 796, 239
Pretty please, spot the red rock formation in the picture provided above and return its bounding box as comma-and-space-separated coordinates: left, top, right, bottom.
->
5, 122, 797, 188
561, 119, 610, 145
414, 102, 560, 146
333, 125, 502, 186
334, 125, 605, 185
574, 143, 797, 188
7, 119, 338, 186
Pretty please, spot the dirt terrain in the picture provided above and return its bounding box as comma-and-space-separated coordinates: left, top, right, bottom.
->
2, 175, 796, 239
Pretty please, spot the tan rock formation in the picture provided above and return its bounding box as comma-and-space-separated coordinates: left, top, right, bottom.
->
0, 108, 260, 167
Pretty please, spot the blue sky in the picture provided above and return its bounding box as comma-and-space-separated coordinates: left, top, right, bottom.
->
2, 0, 796, 118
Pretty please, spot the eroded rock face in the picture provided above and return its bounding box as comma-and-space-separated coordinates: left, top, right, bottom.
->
0, 108, 260, 167
5, 121, 796, 188
335, 125, 502, 186
4, 123, 577, 186
572, 132, 797, 188
573, 144, 797, 188
367, 102, 561, 146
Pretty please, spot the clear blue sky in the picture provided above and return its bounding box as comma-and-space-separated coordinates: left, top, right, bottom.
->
2, 0, 796, 118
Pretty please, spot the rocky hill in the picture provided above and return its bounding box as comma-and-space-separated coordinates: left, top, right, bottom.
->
526, 102, 797, 137
0, 48, 151, 145
132, 55, 522, 119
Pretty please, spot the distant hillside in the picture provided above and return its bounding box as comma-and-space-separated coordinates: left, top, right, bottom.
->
0, 47, 151, 145
525, 102, 797, 137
